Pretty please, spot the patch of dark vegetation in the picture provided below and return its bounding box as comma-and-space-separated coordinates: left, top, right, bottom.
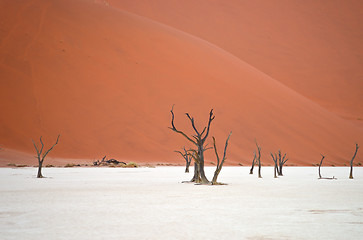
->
7, 163, 28, 167
65, 163, 80, 168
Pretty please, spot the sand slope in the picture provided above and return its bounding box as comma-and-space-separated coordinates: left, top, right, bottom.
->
0, 0, 362, 166
108, 0, 363, 121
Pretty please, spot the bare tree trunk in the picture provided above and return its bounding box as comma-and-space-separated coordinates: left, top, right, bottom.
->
271, 153, 278, 178
255, 140, 262, 178
249, 153, 256, 174
349, 143, 359, 179
211, 167, 222, 184
274, 164, 277, 178
211, 132, 232, 185
191, 162, 202, 183
198, 148, 210, 184
277, 150, 288, 176
37, 160, 43, 178
318, 154, 325, 179
185, 161, 191, 173
258, 159, 262, 178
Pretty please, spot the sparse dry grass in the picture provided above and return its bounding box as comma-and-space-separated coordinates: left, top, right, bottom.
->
65, 163, 80, 168
124, 162, 139, 168
15, 164, 28, 168
7, 163, 28, 167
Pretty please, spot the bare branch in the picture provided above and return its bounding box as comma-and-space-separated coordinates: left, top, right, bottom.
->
211, 131, 232, 185
185, 113, 200, 136
174, 150, 184, 157
169, 106, 197, 145
212, 136, 220, 168
349, 143, 359, 179
39, 137, 44, 155
200, 127, 206, 136
42, 135, 60, 160
202, 109, 215, 142
222, 132, 232, 163
187, 149, 200, 164
318, 154, 325, 179
32, 139, 40, 157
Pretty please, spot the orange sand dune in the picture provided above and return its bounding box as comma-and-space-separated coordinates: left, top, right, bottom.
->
0, 0, 362, 166
108, 0, 363, 121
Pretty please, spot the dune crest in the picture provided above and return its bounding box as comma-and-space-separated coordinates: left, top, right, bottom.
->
107, 0, 363, 121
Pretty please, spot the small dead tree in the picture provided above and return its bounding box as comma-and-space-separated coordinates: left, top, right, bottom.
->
270, 150, 288, 177
277, 150, 288, 176
250, 140, 262, 177
318, 154, 336, 180
255, 141, 262, 178
175, 147, 192, 173
318, 154, 324, 179
169, 106, 215, 184
249, 152, 256, 174
349, 143, 359, 179
270, 153, 278, 178
211, 132, 232, 185
93, 156, 126, 166
94, 156, 106, 166
32, 135, 60, 178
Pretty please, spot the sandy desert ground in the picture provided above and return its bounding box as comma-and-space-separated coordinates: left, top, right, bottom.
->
1, 166, 363, 240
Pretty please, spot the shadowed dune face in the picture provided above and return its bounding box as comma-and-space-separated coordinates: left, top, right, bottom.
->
0, 0, 362, 166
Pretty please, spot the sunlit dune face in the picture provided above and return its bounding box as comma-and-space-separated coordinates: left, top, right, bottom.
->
0, 0, 362, 166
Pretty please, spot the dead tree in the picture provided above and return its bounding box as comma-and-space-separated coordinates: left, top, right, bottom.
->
255, 141, 262, 178
250, 140, 262, 177
277, 150, 288, 176
94, 156, 126, 166
318, 154, 324, 179
270, 150, 288, 177
349, 143, 359, 179
249, 152, 256, 174
175, 147, 192, 173
94, 156, 106, 166
32, 135, 60, 178
270, 153, 278, 178
169, 106, 215, 184
318, 154, 336, 180
211, 132, 232, 185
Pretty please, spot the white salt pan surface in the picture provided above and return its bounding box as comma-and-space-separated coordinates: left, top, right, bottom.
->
1, 166, 362, 240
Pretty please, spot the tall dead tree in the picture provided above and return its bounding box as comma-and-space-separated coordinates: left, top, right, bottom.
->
255, 141, 262, 178
32, 135, 60, 178
211, 132, 232, 185
175, 147, 192, 173
349, 143, 359, 179
169, 106, 215, 184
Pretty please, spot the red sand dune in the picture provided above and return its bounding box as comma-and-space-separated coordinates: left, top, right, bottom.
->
107, 0, 363, 122
0, 0, 362, 166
